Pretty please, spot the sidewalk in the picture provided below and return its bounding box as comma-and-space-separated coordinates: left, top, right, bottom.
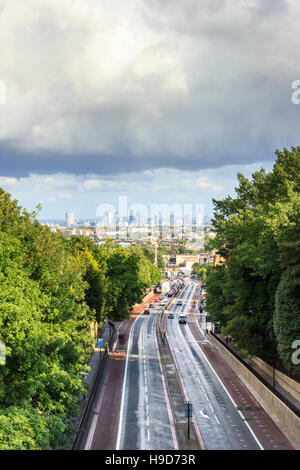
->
84, 322, 114, 392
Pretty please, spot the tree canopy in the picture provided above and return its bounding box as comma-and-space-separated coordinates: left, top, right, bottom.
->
0, 189, 162, 448
205, 147, 300, 378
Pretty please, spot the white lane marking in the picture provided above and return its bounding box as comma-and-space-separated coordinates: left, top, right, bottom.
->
165, 284, 205, 450
215, 415, 220, 425
199, 410, 210, 419
116, 312, 143, 450
154, 317, 179, 450
186, 319, 264, 450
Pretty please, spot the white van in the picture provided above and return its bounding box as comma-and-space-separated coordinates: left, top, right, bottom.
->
178, 314, 187, 324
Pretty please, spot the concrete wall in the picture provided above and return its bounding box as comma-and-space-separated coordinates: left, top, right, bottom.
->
208, 333, 300, 449
250, 356, 300, 403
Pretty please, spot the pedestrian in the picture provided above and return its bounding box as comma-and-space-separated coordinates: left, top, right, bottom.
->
225, 336, 229, 345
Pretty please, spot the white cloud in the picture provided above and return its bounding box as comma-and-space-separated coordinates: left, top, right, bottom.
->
0, 176, 17, 186
80, 179, 102, 191
59, 192, 72, 199
0, 0, 299, 177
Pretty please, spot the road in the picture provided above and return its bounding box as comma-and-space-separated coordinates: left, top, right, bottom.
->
84, 280, 294, 450
116, 303, 177, 450
166, 280, 262, 449
166, 279, 294, 450
83, 294, 158, 450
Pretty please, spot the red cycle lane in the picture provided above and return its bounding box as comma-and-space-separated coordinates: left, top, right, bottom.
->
187, 318, 295, 450
86, 293, 159, 450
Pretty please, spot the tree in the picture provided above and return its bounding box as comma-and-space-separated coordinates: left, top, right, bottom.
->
191, 262, 213, 284
205, 147, 300, 371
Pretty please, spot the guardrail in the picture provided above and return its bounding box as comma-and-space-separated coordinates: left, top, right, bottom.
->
209, 331, 300, 419
71, 322, 116, 450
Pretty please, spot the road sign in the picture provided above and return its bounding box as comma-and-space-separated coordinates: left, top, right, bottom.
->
185, 401, 193, 439
97, 338, 103, 347
184, 402, 193, 418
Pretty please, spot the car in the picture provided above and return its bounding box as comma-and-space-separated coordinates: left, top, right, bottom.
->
168, 313, 174, 319
154, 298, 160, 303
149, 302, 155, 308
143, 308, 150, 314
177, 300, 183, 306
178, 314, 187, 324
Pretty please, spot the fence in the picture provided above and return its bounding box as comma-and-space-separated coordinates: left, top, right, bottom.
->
209, 331, 300, 419
71, 322, 116, 449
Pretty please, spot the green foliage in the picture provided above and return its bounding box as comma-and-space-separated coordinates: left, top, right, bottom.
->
0, 406, 67, 450
0, 189, 162, 448
205, 147, 300, 376
104, 244, 156, 321
273, 234, 300, 377
191, 262, 213, 284
140, 245, 166, 275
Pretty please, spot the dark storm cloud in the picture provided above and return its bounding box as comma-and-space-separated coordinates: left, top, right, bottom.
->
0, 0, 299, 178
253, 0, 288, 16
0, 138, 281, 178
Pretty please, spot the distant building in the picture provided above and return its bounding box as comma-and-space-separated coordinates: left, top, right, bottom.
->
170, 212, 175, 228
66, 212, 75, 227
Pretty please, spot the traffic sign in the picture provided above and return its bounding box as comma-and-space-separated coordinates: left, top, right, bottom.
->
184, 402, 193, 418
185, 401, 193, 439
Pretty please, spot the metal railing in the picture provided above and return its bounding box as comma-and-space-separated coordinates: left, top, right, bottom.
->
71, 323, 116, 449
209, 331, 300, 419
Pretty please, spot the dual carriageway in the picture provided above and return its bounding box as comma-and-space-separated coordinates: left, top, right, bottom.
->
82, 279, 294, 451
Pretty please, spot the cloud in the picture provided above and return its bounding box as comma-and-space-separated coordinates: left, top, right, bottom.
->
0, 0, 299, 178
47, 197, 56, 203
0, 176, 17, 186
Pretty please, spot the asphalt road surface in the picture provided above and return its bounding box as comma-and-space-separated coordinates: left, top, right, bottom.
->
116, 305, 177, 450
166, 280, 262, 450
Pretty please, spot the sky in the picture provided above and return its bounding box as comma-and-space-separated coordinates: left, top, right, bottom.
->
0, 0, 299, 221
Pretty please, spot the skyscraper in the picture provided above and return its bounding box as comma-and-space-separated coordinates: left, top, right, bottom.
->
66, 212, 75, 227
